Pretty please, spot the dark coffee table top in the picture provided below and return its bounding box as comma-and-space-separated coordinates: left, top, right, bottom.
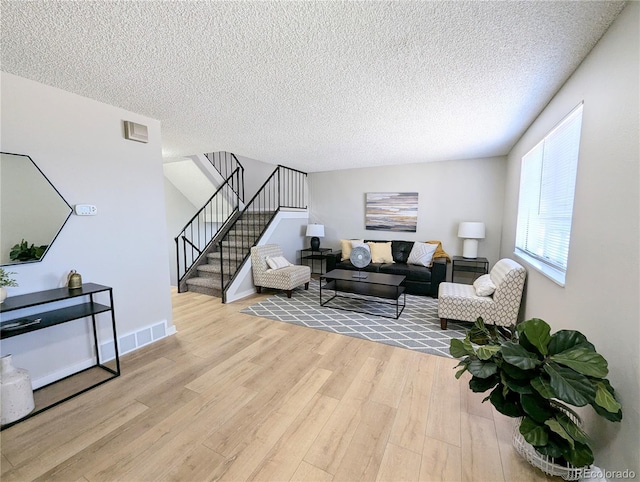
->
322, 269, 405, 287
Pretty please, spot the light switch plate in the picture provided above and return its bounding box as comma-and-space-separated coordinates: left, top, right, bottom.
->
74, 204, 97, 216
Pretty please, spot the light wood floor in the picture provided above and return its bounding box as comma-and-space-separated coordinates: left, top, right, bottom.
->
1, 289, 559, 482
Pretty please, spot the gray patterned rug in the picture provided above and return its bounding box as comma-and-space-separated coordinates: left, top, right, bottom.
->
241, 278, 468, 358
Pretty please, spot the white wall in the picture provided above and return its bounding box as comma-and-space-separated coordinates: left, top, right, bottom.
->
308, 156, 507, 271
0, 73, 173, 384
236, 154, 279, 202
500, 3, 639, 475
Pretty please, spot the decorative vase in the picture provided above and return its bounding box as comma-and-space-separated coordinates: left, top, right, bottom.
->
0, 355, 35, 425
0, 286, 6, 304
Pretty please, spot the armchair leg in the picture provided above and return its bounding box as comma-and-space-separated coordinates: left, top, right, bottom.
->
304, 282, 309, 290
256, 286, 262, 293
286, 290, 293, 298
440, 318, 448, 330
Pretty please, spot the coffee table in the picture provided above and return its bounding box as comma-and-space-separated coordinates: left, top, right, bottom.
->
320, 269, 406, 319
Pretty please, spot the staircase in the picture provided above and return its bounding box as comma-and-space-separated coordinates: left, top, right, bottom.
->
176, 153, 307, 302
184, 211, 274, 297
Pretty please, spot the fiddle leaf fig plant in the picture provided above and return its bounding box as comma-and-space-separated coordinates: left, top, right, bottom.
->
450, 318, 622, 468
9, 239, 47, 262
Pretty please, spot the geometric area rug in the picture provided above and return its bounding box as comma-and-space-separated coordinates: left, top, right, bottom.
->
241, 278, 468, 358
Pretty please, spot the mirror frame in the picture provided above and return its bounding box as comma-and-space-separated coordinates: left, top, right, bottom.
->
1, 151, 73, 266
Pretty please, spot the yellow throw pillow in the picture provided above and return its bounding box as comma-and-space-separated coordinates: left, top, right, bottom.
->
340, 239, 364, 261
367, 241, 394, 264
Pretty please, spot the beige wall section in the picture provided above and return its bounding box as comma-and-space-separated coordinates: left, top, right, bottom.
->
0, 72, 173, 383
308, 156, 507, 269
500, 3, 639, 475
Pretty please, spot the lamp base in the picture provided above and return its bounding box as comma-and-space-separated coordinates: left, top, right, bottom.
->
462, 239, 479, 259
310, 237, 320, 251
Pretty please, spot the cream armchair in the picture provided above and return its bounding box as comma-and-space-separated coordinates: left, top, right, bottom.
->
250, 244, 311, 298
438, 258, 526, 329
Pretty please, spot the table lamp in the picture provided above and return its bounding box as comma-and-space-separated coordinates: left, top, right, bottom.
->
458, 222, 485, 259
306, 224, 325, 250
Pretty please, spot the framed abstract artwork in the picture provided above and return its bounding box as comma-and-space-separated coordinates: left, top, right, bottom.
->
365, 192, 418, 232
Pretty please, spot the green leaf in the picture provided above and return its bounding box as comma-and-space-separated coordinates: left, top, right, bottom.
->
543, 362, 596, 407
563, 441, 594, 468
594, 381, 622, 414
469, 318, 491, 345
535, 438, 564, 458
520, 393, 554, 423
469, 374, 499, 393
531, 376, 554, 399
476, 345, 500, 360
454, 364, 468, 379
550, 348, 608, 378
519, 417, 549, 446
548, 330, 595, 356
502, 373, 533, 395
545, 418, 574, 449
468, 360, 498, 378
556, 412, 590, 445
450, 338, 470, 358
501, 361, 535, 380
522, 318, 551, 356
489, 385, 524, 418
501, 341, 541, 370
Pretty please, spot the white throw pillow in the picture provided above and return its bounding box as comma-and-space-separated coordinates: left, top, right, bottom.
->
266, 256, 292, 270
473, 274, 496, 296
407, 242, 438, 267
350, 241, 371, 253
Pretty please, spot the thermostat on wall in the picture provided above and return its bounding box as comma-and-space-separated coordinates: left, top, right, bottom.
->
74, 204, 97, 216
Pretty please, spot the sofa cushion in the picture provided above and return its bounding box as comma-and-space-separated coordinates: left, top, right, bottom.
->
379, 263, 432, 282
335, 260, 381, 273
340, 239, 364, 261
367, 241, 394, 263
391, 240, 414, 263
407, 242, 438, 267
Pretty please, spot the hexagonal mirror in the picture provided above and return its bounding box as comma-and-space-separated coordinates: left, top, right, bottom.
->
0, 152, 72, 266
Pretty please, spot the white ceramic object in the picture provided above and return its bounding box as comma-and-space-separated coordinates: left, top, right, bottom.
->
0, 355, 35, 425
0, 286, 7, 304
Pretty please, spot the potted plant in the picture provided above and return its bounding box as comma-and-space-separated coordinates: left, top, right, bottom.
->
9, 239, 47, 262
450, 318, 622, 480
0, 268, 19, 304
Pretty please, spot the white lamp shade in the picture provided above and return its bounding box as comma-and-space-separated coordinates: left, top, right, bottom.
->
306, 224, 325, 237
458, 222, 485, 239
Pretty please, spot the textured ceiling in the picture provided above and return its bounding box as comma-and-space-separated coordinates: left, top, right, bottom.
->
0, 1, 626, 172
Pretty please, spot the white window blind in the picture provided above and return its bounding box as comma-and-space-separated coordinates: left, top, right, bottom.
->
515, 103, 583, 284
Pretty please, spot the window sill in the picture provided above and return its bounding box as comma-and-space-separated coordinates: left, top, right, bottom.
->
514, 249, 566, 287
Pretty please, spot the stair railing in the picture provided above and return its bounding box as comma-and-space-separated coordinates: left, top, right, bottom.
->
218, 165, 307, 302
175, 167, 242, 291
204, 151, 245, 202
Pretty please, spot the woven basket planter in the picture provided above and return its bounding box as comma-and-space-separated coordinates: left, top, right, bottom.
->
511, 409, 589, 481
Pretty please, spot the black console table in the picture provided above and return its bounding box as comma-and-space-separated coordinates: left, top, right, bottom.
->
300, 248, 332, 274
0, 283, 120, 430
451, 256, 489, 283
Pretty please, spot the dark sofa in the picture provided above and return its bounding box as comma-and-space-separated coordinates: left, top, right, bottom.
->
326, 240, 447, 297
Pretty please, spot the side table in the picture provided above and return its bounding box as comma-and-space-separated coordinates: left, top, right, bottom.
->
300, 248, 332, 274
451, 256, 489, 283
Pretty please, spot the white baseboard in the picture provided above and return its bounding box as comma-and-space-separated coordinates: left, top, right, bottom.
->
31, 319, 176, 389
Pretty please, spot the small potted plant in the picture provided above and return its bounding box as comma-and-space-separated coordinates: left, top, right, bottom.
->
0, 268, 19, 304
450, 318, 622, 480
9, 239, 47, 262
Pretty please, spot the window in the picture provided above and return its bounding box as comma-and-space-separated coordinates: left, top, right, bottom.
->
515, 103, 583, 286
